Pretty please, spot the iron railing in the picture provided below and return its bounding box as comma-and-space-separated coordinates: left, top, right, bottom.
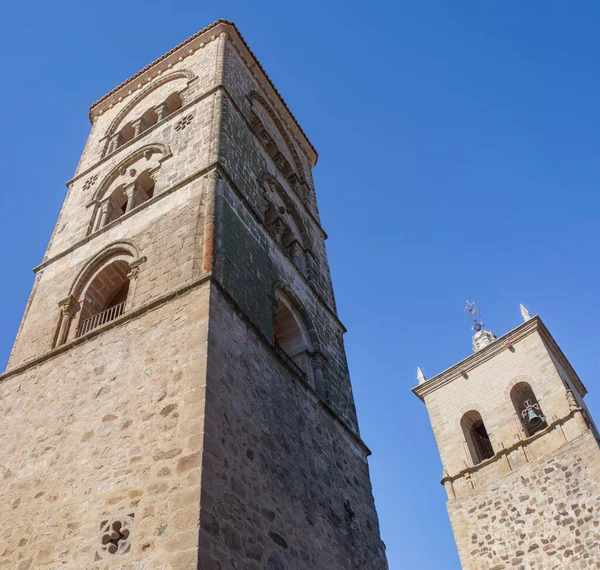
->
274, 342, 307, 380
77, 301, 126, 337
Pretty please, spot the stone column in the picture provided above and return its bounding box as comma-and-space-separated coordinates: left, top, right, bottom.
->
56, 295, 77, 346
125, 256, 146, 313
124, 184, 136, 213
154, 102, 168, 122
310, 352, 327, 399
98, 200, 111, 229
108, 133, 120, 153
131, 118, 144, 138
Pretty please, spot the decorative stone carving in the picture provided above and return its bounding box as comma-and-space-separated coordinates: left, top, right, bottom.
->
82, 174, 99, 192
520, 304, 532, 322
267, 217, 288, 243
97, 514, 134, 558
175, 114, 193, 132
472, 329, 497, 353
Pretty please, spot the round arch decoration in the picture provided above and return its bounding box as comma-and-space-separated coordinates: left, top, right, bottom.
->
271, 280, 320, 351
91, 143, 172, 204
259, 171, 312, 250
103, 69, 197, 146
248, 91, 306, 180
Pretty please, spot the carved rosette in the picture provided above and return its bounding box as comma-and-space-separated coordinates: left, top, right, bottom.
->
97, 514, 134, 558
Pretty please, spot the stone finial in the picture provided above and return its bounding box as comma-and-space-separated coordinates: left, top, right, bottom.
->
520, 304, 532, 322
417, 367, 427, 385
472, 329, 497, 353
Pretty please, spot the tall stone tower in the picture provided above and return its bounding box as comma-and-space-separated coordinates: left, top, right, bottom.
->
0, 20, 387, 569
414, 308, 600, 569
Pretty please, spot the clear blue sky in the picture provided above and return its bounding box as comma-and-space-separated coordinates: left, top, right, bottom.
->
1, 2, 599, 568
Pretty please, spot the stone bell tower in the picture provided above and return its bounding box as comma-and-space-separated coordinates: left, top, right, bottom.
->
0, 20, 387, 569
414, 306, 600, 569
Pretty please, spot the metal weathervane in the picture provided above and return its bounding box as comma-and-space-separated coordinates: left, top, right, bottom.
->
465, 300, 485, 332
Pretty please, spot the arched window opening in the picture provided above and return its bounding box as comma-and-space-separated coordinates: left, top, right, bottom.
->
511, 382, 547, 437
77, 260, 131, 337
118, 123, 135, 146
264, 193, 306, 273
165, 92, 183, 116
133, 170, 155, 203
95, 170, 156, 231
108, 92, 183, 155
105, 186, 129, 226
461, 411, 495, 466
273, 293, 310, 378
140, 108, 158, 133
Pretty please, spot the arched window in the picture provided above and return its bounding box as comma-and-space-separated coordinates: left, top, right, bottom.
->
109, 91, 185, 154
140, 108, 158, 132
273, 292, 311, 378
511, 382, 546, 437
94, 170, 155, 231
165, 92, 183, 115
264, 183, 306, 274
77, 259, 131, 336
461, 411, 494, 465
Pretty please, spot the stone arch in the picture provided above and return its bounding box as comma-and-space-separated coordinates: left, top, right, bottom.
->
54, 242, 143, 345
92, 144, 171, 204
272, 281, 320, 351
103, 70, 196, 151
69, 242, 139, 300
460, 410, 495, 466
510, 381, 547, 437
88, 144, 171, 234
503, 374, 536, 399
248, 91, 305, 180
259, 172, 311, 249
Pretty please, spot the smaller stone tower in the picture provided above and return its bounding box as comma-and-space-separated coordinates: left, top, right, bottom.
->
414, 307, 600, 569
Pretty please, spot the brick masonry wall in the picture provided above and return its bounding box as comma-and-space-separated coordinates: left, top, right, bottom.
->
198, 283, 388, 569
448, 430, 600, 569
0, 284, 210, 570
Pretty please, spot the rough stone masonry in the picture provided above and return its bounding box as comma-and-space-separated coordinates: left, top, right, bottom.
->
0, 19, 388, 570
414, 315, 600, 569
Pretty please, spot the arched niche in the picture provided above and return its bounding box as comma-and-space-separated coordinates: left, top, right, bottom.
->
273, 289, 313, 377
248, 91, 306, 183
55, 243, 144, 345
88, 144, 171, 234
461, 410, 495, 466
103, 70, 195, 155
510, 381, 547, 437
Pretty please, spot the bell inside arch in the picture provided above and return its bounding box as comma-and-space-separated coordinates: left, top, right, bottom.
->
526, 407, 544, 428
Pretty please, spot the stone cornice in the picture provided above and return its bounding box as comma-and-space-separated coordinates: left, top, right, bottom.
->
89, 20, 318, 167
413, 316, 586, 401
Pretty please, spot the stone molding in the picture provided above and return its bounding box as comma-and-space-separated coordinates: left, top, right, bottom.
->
88, 143, 172, 204
441, 404, 593, 493
0, 273, 371, 462
36, 164, 219, 274
102, 69, 196, 146
413, 316, 586, 402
